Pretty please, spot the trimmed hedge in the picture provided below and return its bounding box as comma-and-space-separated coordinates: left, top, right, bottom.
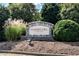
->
53, 20, 79, 42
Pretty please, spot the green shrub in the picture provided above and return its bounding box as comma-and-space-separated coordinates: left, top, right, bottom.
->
53, 20, 79, 42
4, 19, 27, 41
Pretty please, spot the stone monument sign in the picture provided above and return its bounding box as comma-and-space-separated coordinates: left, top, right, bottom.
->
26, 21, 53, 41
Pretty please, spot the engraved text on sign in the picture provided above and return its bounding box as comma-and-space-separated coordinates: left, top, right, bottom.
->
29, 26, 49, 35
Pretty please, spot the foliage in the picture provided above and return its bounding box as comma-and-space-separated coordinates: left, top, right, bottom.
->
33, 11, 42, 21
53, 20, 79, 42
0, 4, 10, 41
59, 3, 79, 23
4, 19, 27, 41
8, 3, 36, 22
41, 3, 61, 24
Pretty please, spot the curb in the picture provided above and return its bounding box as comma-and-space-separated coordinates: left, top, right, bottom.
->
0, 50, 67, 56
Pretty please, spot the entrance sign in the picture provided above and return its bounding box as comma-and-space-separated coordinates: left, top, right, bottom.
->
26, 21, 53, 41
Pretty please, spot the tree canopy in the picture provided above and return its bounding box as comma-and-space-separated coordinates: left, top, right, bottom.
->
41, 3, 61, 24
59, 3, 79, 23
8, 3, 36, 22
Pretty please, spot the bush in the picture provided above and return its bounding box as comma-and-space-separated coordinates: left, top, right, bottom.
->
4, 19, 27, 41
53, 20, 79, 42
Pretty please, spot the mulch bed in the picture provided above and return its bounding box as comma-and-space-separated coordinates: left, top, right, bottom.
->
0, 40, 79, 55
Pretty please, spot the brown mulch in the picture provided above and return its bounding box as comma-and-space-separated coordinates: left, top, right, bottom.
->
0, 40, 79, 55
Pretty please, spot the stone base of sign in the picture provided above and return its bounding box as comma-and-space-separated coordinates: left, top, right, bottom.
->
21, 36, 54, 41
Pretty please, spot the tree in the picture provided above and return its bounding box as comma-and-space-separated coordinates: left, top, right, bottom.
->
33, 11, 42, 21
8, 3, 36, 22
41, 3, 61, 24
60, 3, 79, 23
0, 4, 10, 41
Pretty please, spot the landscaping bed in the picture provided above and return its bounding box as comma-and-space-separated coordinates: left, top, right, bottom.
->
0, 40, 79, 55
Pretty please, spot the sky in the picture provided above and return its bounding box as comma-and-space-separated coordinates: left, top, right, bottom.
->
34, 3, 43, 12
1, 3, 43, 12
